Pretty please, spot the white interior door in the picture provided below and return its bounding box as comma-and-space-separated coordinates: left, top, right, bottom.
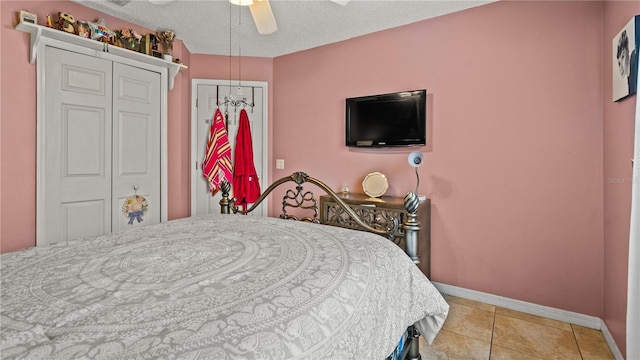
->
192, 81, 267, 216
112, 63, 161, 232
42, 46, 113, 246
40, 46, 162, 246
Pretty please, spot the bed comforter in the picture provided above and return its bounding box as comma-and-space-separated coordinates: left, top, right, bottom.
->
1, 214, 449, 359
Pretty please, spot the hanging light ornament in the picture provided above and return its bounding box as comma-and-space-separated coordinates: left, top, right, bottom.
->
217, 2, 254, 127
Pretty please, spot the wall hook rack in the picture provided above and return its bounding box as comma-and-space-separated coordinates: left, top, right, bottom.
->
216, 85, 255, 127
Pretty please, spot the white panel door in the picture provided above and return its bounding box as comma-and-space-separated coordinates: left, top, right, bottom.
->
43, 46, 113, 246
112, 63, 161, 232
195, 83, 266, 216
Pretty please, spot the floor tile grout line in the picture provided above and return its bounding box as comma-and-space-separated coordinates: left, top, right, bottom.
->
571, 324, 616, 359
444, 299, 497, 358
493, 309, 575, 333
445, 299, 495, 315
488, 309, 496, 359
571, 324, 586, 360
442, 301, 496, 345
445, 296, 496, 314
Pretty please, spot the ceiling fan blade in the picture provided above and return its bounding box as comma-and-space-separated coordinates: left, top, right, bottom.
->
249, 0, 278, 35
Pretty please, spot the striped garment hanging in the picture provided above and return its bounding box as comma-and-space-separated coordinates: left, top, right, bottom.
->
202, 108, 233, 195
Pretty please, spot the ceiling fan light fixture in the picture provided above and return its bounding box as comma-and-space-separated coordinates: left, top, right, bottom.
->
249, 0, 278, 35
229, 0, 253, 6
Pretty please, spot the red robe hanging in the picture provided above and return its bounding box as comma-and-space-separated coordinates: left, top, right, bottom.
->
233, 109, 261, 210
202, 108, 233, 195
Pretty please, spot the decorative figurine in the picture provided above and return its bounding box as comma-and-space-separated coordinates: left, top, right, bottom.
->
57, 12, 76, 33
114, 29, 142, 51
45, 14, 52, 28
157, 30, 176, 61
76, 21, 90, 38
87, 18, 113, 42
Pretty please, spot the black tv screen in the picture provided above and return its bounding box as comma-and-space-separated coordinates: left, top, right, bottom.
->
345, 89, 426, 148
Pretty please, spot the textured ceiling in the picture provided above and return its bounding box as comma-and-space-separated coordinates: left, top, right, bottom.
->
73, 0, 495, 58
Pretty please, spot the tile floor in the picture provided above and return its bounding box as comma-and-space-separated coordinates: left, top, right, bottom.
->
418, 294, 615, 360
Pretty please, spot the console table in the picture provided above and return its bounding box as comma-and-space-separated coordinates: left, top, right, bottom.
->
319, 193, 430, 278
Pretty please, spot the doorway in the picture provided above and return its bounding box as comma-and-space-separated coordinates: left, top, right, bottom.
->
191, 79, 268, 217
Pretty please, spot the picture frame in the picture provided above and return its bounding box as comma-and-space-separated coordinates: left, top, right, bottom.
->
139, 34, 151, 55
613, 15, 639, 102
140, 33, 162, 58
18, 10, 37, 25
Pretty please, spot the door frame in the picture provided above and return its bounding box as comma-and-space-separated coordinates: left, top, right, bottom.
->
36, 38, 168, 246
190, 79, 269, 216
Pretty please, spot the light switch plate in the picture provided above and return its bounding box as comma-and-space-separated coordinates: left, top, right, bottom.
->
276, 159, 285, 169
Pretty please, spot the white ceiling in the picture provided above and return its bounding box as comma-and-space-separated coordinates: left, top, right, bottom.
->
73, 0, 495, 58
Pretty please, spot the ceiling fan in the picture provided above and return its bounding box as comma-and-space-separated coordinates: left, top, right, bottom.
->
231, 0, 350, 35
144, 0, 350, 36
144, 0, 278, 35
233, 0, 278, 35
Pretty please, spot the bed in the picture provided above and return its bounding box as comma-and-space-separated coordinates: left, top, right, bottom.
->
1, 172, 449, 359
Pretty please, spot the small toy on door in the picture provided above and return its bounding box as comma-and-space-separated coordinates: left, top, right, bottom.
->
57, 12, 76, 33
122, 194, 148, 225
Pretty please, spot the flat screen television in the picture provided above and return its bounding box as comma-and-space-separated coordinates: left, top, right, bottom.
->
345, 89, 426, 148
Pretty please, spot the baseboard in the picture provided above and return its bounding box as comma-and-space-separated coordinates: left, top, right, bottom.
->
600, 321, 625, 360
432, 282, 624, 359
432, 282, 600, 328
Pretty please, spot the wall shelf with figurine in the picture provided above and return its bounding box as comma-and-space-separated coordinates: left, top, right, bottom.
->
15, 21, 187, 90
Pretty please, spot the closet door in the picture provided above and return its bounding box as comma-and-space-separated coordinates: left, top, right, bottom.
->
112, 63, 161, 232
40, 47, 161, 246
42, 46, 113, 245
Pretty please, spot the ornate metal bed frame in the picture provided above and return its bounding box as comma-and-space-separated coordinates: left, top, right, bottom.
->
219, 172, 424, 360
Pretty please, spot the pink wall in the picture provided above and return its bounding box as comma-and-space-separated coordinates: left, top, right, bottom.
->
167, 40, 191, 221
603, 1, 640, 356
273, 1, 605, 318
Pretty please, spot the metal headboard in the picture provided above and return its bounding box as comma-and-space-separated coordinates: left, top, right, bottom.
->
220, 173, 321, 222
219, 172, 422, 266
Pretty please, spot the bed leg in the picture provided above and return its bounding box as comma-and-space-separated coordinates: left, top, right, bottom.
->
407, 325, 421, 360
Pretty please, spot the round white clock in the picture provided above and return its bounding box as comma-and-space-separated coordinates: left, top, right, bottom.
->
362, 172, 389, 198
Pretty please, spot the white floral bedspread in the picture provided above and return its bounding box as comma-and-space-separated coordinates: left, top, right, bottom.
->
1, 214, 448, 359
